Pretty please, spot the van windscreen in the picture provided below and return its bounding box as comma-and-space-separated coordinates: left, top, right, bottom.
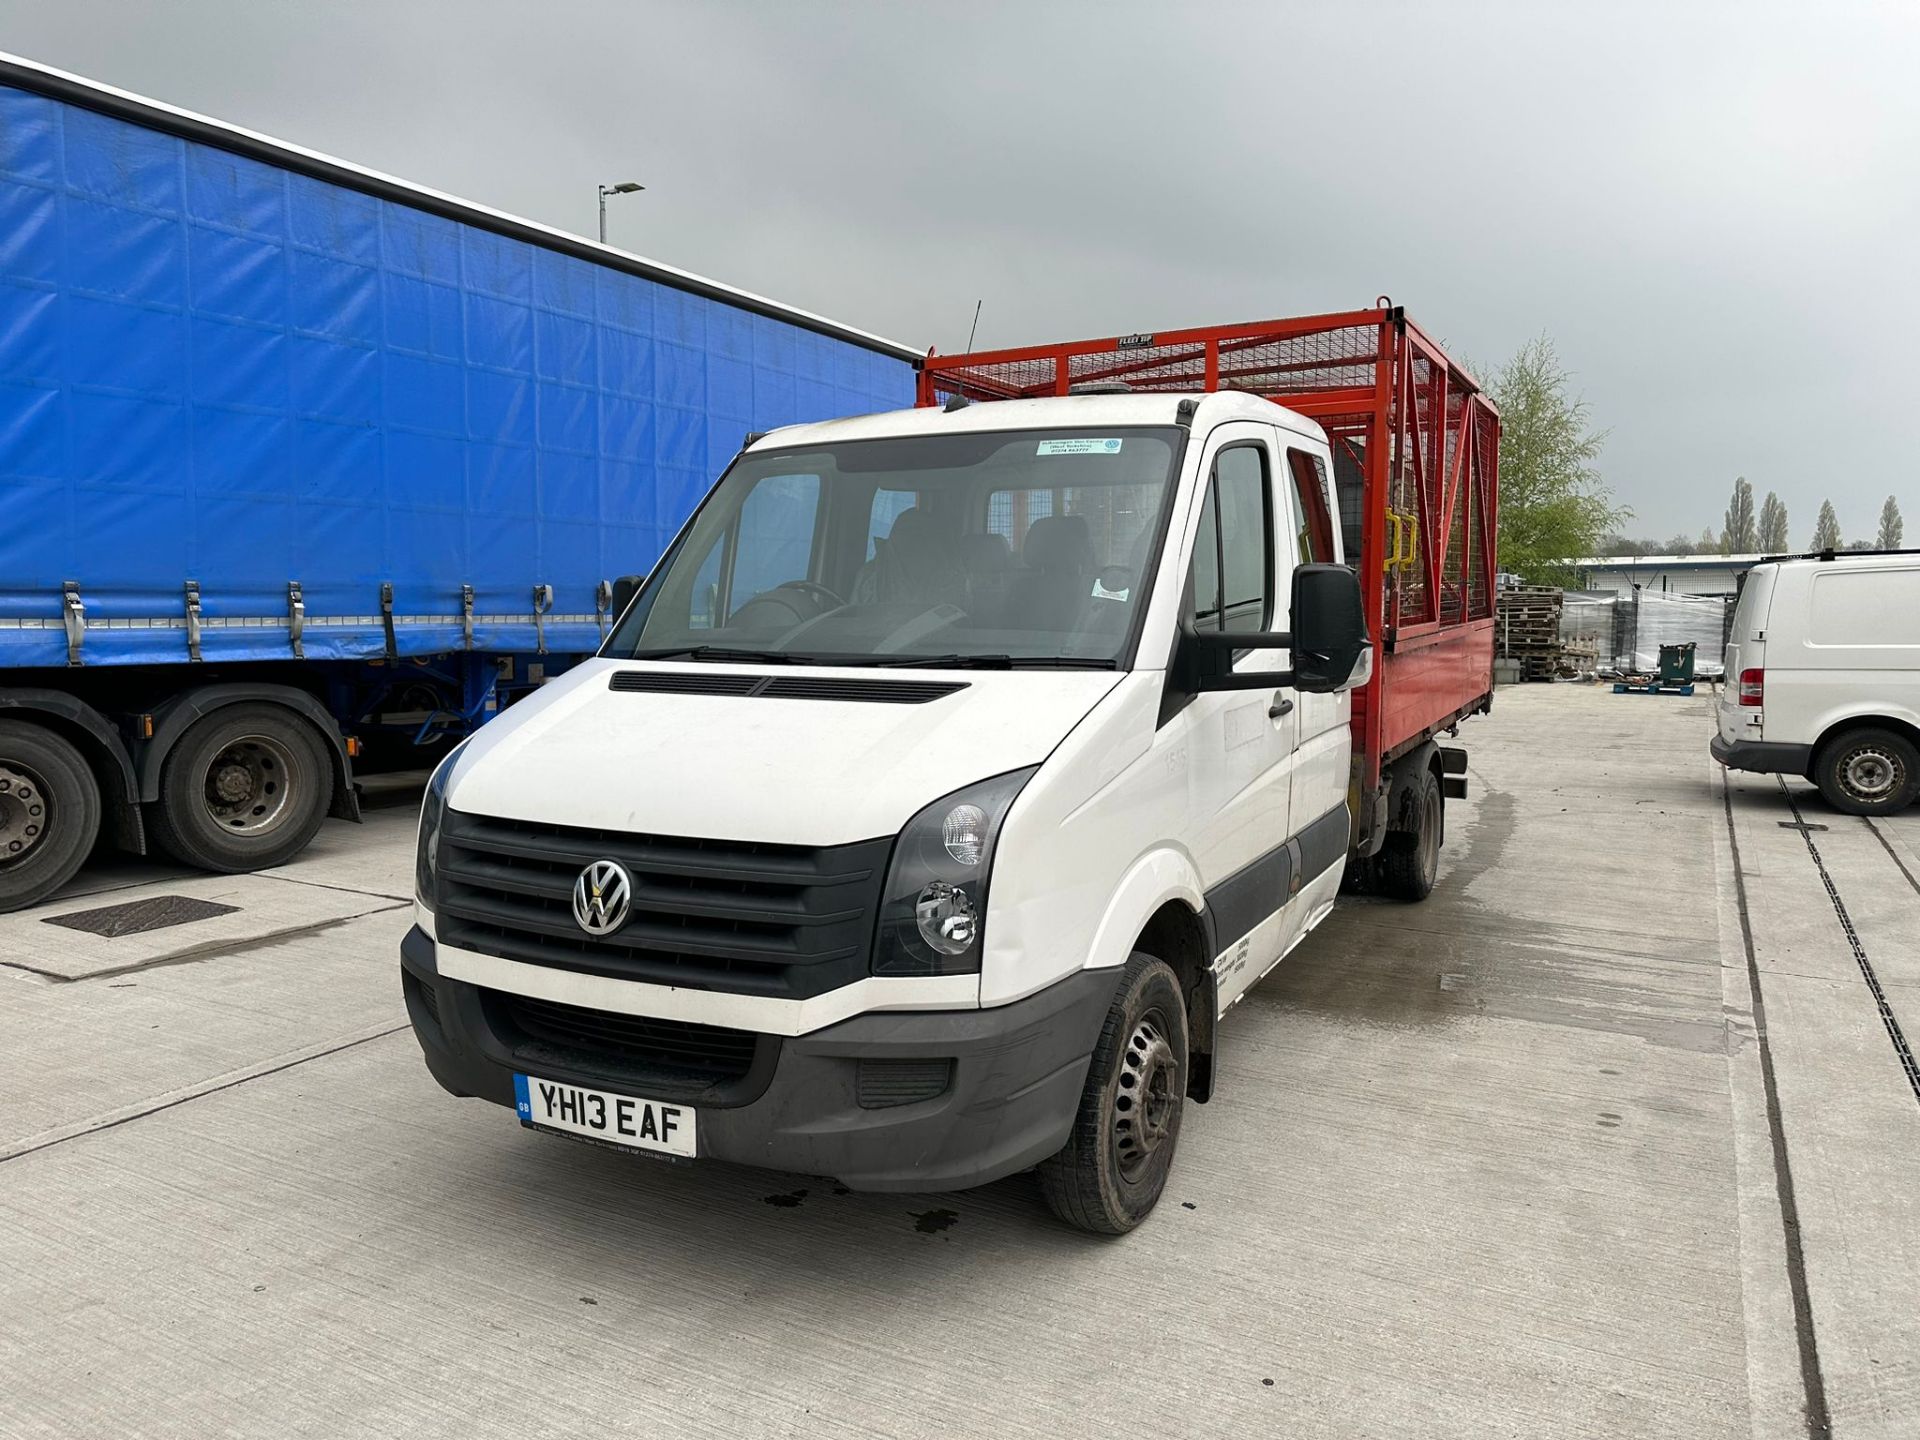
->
608, 428, 1184, 669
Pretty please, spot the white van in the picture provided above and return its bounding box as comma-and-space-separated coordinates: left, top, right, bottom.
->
403, 394, 1375, 1231
1713, 551, 1920, 815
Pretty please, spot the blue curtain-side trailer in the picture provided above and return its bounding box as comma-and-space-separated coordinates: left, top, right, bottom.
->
0, 53, 920, 910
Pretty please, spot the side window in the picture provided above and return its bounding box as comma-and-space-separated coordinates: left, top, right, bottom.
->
730, 472, 820, 605
1186, 443, 1272, 635
1286, 449, 1337, 565
1216, 447, 1272, 633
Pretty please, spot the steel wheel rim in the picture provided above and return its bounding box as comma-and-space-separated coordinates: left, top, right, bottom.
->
1841, 747, 1902, 801
1113, 1007, 1179, 1183
202, 734, 298, 836
0, 761, 51, 866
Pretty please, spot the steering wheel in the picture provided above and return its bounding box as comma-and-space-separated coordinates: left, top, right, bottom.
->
773, 579, 846, 610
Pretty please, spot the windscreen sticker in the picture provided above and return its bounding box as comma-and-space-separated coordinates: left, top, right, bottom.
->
1091, 580, 1131, 602
1036, 438, 1123, 456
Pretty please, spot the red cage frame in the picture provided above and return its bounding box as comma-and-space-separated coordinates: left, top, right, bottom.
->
918, 306, 1499, 800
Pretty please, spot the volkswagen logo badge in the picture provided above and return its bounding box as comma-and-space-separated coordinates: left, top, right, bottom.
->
572, 859, 633, 936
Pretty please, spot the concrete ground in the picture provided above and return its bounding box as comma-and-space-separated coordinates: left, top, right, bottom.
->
1, 685, 1914, 1439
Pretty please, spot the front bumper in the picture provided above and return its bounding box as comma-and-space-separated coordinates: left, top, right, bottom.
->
1710, 734, 1812, 775
400, 926, 1119, 1192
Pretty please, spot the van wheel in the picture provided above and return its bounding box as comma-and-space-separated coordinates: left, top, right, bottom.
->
148, 705, 333, 872
1377, 767, 1443, 902
1038, 953, 1188, 1235
1812, 728, 1919, 817
0, 721, 102, 913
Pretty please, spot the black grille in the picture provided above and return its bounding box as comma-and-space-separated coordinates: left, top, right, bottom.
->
607, 670, 965, 704
486, 989, 758, 1085
434, 808, 892, 999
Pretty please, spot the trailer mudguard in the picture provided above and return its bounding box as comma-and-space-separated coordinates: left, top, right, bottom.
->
0, 686, 145, 852
138, 683, 360, 822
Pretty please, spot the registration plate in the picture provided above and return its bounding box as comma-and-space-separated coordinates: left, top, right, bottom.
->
514, 1073, 696, 1158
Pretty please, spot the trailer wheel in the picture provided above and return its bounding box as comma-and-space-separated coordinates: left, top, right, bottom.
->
1037, 952, 1188, 1235
148, 704, 333, 873
0, 720, 102, 913
1377, 767, 1443, 902
1812, 727, 1919, 818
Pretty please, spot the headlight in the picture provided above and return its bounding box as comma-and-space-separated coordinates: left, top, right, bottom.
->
874, 767, 1036, 976
415, 741, 468, 910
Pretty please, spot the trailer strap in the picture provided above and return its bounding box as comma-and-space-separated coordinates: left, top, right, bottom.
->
183, 581, 203, 661
287, 581, 305, 658
62, 580, 86, 667
461, 584, 475, 651
380, 582, 397, 659
532, 584, 554, 655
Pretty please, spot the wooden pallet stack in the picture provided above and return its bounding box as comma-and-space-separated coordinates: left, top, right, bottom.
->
1496, 585, 1564, 681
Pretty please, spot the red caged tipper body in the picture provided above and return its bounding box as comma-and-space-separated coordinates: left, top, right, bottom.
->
917, 304, 1499, 857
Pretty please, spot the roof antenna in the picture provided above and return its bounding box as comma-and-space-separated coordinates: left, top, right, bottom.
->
944, 299, 984, 411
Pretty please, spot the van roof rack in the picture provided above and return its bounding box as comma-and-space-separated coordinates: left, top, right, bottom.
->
1760, 547, 1920, 563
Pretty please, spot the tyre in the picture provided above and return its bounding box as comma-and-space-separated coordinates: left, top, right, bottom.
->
1812, 727, 1920, 818
148, 704, 333, 872
0, 720, 102, 913
1038, 952, 1188, 1235
1377, 766, 1442, 902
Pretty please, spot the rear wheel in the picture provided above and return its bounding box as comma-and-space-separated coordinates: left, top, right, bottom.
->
0, 720, 101, 913
148, 704, 333, 872
1377, 767, 1443, 902
1812, 727, 1919, 817
1038, 953, 1188, 1235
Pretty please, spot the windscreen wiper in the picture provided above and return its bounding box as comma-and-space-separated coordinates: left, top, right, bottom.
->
629, 645, 804, 664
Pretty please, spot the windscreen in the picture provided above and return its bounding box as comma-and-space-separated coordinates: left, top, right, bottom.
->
608, 428, 1183, 668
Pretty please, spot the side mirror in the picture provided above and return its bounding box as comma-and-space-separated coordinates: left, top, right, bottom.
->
1287, 563, 1369, 693
1179, 563, 1370, 695
610, 573, 645, 621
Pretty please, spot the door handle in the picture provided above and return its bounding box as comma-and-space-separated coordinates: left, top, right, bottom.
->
1269, 695, 1294, 720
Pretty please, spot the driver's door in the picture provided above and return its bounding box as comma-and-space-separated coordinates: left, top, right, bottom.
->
1170, 424, 1298, 1011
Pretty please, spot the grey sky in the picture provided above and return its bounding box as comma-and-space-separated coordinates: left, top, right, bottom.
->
4, 0, 1915, 542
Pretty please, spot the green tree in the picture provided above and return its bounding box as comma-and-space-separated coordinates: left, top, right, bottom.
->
1811, 499, 1842, 550
1757, 492, 1789, 552
1876, 495, 1904, 549
1722, 477, 1755, 553
1486, 336, 1626, 584
1699, 525, 1719, 552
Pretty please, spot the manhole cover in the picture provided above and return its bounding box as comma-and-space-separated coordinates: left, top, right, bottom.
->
42, 895, 241, 938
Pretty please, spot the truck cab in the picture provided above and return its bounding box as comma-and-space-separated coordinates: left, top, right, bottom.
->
403, 391, 1370, 1231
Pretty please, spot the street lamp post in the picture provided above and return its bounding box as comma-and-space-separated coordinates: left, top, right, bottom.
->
597, 181, 644, 244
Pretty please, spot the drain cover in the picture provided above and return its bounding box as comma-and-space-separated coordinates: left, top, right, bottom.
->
43, 894, 241, 938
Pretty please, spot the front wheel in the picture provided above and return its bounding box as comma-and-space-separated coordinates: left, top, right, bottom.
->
1812, 727, 1919, 817
1038, 953, 1189, 1234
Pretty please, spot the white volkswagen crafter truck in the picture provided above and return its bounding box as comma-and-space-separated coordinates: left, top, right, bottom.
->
403, 392, 1377, 1232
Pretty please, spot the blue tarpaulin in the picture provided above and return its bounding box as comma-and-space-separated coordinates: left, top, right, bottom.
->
0, 82, 916, 667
